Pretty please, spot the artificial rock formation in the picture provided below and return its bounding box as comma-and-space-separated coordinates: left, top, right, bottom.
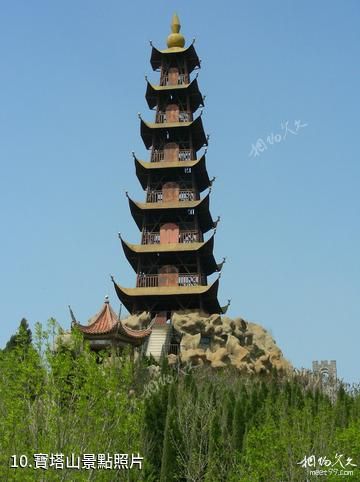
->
122, 311, 152, 330
120, 309, 291, 374
170, 311, 291, 374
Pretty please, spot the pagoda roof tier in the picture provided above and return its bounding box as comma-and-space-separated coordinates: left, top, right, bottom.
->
145, 77, 204, 111
150, 42, 200, 73
128, 191, 215, 234
134, 154, 211, 192
72, 297, 152, 345
112, 277, 224, 314
120, 232, 222, 276
140, 115, 207, 152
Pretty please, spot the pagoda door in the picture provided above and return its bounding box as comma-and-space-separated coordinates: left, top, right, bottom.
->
164, 142, 179, 162
160, 222, 179, 244
162, 181, 179, 202
168, 67, 179, 86
154, 312, 167, 325
158, 265, 179, 287
166, 103, 179, 123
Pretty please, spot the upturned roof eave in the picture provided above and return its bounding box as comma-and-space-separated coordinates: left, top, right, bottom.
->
120, 233, 217, 273
75, 317, 151, 340
140, 116, 207, 152
150, 42, 200, 72
73, 299, 151, 340
128, 192, 214, 233
112, 277, 222, 314
145, 78, 203, 111
114, 284, 215, 297
134, 154, 210, 192
75, 302, 118, 335
123, 230, 214, 253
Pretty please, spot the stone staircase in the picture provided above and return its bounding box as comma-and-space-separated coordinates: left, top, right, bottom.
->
145, 323, 171, 361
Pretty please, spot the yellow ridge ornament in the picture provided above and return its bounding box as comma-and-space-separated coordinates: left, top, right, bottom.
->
167, 13, 185, 49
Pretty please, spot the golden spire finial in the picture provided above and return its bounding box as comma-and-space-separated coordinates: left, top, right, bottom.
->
167, 13, 185, 49
171, 13, 181, 33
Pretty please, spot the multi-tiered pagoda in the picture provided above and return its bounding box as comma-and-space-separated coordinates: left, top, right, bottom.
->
112, 14, 229, 334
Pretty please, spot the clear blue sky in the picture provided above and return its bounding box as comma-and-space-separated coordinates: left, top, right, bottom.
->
0, 1, 359, 382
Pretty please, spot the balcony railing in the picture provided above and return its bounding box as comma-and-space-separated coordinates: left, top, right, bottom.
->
146, 190, 163, 203
155, 111, 192, 123
141, 230, 200, 245
151, 150, 165, 162
141, 232, 160, 244
160, 73, 189, 86
178, 149, 193, 161
151, 149, 193, 163
136, 273, 205, 288
156, 112, 167, 123
179, 111, 191, 122
179, 190, 196, 201
179, 230, 200, 243
146, 190, 196, 203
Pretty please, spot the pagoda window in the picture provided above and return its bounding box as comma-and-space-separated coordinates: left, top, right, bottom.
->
165, 103, 179, 123
160, 64, 189, 86
164, 142, 179, 162
160, 222, 179, 244
158, 265, 179, 287
162, 181, 179, 202
151, 141, 193, 163
143, 223, 200, 244
157, 95, 191, 123
168, 67, 179, 85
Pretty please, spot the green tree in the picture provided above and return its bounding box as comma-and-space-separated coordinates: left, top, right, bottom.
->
205, 410, 228, 482
4, 317, 32, 351
232, 395, 246, 452
0, 319, 144, 481
160, 382, 182, 481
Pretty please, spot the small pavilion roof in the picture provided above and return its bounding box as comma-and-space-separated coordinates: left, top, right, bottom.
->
127, 191, 215, 234
120, 232, 223, 276
134, 153, 211, 192
140, 115, 207, 152
145, 77, 204, 111
112, 277, 224, 314
150, 42, 200, 73
72, 297, 152, 341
